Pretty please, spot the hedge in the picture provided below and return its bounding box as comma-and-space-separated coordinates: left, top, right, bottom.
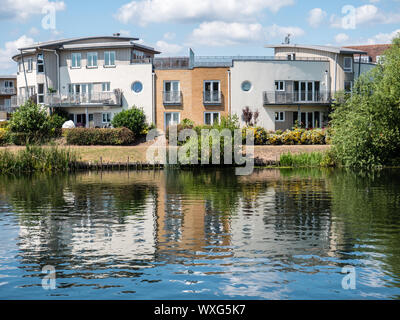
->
65, 128, 135, 146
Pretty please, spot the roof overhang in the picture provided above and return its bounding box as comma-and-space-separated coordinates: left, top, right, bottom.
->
266, 44, 368, 55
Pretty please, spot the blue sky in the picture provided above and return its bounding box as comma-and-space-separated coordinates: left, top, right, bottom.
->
0, 0, 399, 74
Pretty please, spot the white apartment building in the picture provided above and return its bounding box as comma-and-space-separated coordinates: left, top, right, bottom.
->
231, 44, 375, 131
12, 36, 160, 127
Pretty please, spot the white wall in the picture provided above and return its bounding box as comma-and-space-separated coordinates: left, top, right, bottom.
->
59, 63, 154, 123
230, 60, 330, 130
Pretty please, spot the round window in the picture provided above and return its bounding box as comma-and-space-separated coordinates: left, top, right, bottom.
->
132, 81, 143, 93
241, 81, 252, 92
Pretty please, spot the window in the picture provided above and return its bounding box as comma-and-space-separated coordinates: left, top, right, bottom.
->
5, 99, 11, 107
102, 112, 112, 123
4, 81, 13, 88
87, 52, 98, 68
376, 55, 385, 64
27, 58, 33, 72
275, 81, 285, 91
204, 81, 221, 103
287, 53, 296, 61
164, 81, 180, 103
102, 82, 111, 92
131, 81, 143, 93
293, 81, 320, 102
104, 51, 116, 67
165, 112, 180, 128
37, 54, 44, 73
344, 57, 353, 72
344, 81, 353, 93
275, 112, 285, 122
37, 84, 44, 104
204, 112, 220, 125
241, 81, 252, 92
71, 53, 81, 68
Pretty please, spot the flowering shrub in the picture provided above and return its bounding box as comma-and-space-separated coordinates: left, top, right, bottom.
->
242, 127, 268, 145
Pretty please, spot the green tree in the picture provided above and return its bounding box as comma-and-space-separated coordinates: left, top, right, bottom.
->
111, 106, 147, 137
330, 35, 400, 168
9, 100, 50, 135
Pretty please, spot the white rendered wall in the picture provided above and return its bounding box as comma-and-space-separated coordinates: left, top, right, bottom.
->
230, 60, 330, 130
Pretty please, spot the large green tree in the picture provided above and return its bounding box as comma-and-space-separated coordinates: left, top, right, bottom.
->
331, 35, 400, 168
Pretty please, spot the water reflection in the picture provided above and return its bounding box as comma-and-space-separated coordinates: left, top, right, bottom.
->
0, 169, 399, 299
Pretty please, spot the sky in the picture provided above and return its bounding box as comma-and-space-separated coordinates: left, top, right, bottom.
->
0, 0, 399, 74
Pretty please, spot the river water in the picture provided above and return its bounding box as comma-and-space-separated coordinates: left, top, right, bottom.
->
0, 168, 399, 300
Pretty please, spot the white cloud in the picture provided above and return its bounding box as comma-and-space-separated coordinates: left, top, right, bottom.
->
163, 32, 176, 41
186, 21, 304, 47
29, 27, 40, 36
367, 29, 400, 44
331, 4, 400, 29
155, 40, 183, 55
115, 0, 294, 26
0, 35, 36, 73
335, 33, 350, 44
308, 8, 327, 28
0, 0, 65, 21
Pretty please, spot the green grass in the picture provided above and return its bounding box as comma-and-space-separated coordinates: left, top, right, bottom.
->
279, 152, 327, 168
0, 145, 79, 174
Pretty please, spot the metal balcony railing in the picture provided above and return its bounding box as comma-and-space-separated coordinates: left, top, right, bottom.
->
263, 90, 332, 105
163, 91, 182, 105
203, 91, 222, 105
0, 87, 16, 95
13, 91, 123, 108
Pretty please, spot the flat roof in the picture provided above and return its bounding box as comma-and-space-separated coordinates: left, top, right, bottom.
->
266, 44, 368, 55
0, 75, 17, 79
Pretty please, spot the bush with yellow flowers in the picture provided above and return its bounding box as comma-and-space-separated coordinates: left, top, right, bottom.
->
242, 127, 268, 145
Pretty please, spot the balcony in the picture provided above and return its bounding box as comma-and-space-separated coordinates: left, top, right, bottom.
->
0, 87, 16, 95
263, 91, 332, 105
163, 91, 182, 105
0, 105, 18, 113
203, 91, 222, 105
13, 91, 123, 108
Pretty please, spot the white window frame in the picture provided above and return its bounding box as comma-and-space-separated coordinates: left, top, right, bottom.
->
275, 111, 285, 122
275, 81, 285, 92
104, 51, 116, 67
37, 83, 45, 104
102, 82, 111, 92
27, 58, 33, 72
164, 112, 180, 129
204, 112, 220, 125
344, 57, 353, 73
71, 52, 81, 68
102, 112, 112, 123
37, 54, 44, 74
87, 52, 98, 68
204, 80, 221, 103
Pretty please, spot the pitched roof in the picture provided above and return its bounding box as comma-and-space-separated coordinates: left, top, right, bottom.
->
344, 44, 391, 62
266, 44, 368, 55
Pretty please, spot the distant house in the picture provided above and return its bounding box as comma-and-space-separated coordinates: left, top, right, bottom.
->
0, 75, 17, 121
345, 44, 392, 64
12, 36, 160, 128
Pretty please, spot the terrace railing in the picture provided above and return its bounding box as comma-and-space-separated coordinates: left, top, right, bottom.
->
163, 91, 182, 105
263, 90, 332, 105
203, 91, 222, 105
0, 87, 16, 95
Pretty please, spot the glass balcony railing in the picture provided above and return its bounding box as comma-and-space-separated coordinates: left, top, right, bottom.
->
263, 90, 332, 105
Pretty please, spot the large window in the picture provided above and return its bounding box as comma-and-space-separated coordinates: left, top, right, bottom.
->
37, 54, 44, 73
204, 81, 221, 103
71, 53, 81, 68
87, 52, 98, 68
344, 57, 353, 73
164, 81, 180, 103
294, 81, 320, 102
165, 112, 180, 128
204, 112, 220, 125
4, 81, 13, 88
102, 112, 112, 123
104, 51, 116, 67
102, 82, 111, 92
275, 81, 285, 91
275, 112, 285, 122
27, 58, 33, 72
37, 84, 44, 104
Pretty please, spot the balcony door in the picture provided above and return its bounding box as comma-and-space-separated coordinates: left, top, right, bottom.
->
165, 112, 180, 129
164, 81, 180, 103
69, 84, 93, 103
294, 81, 320, 102
204, 81, 220, 103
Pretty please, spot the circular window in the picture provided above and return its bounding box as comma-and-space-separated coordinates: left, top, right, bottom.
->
132, 81, 143, 93
241, 81, 252, 92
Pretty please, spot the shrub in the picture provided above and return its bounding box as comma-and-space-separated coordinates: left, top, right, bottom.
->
111, 107, 147, 137
279, 152, 325, 167
0, 121, 9, 129
0, 128, 8, 146
243, 127, 268, 145
9, 100, 49, 135
65, 128, 135, 146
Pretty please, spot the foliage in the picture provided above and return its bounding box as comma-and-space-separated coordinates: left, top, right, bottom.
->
0, 128, 8, 146
0, 121, 9, 129
279, 152, 328, 167
9, 100, 50, 135
242, 108, 260, 127
0, 146, 78, 174
65, 128, 135, 146
330, 35, 400, 168
242, 127, 268, 145
111, 106, 147, 137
